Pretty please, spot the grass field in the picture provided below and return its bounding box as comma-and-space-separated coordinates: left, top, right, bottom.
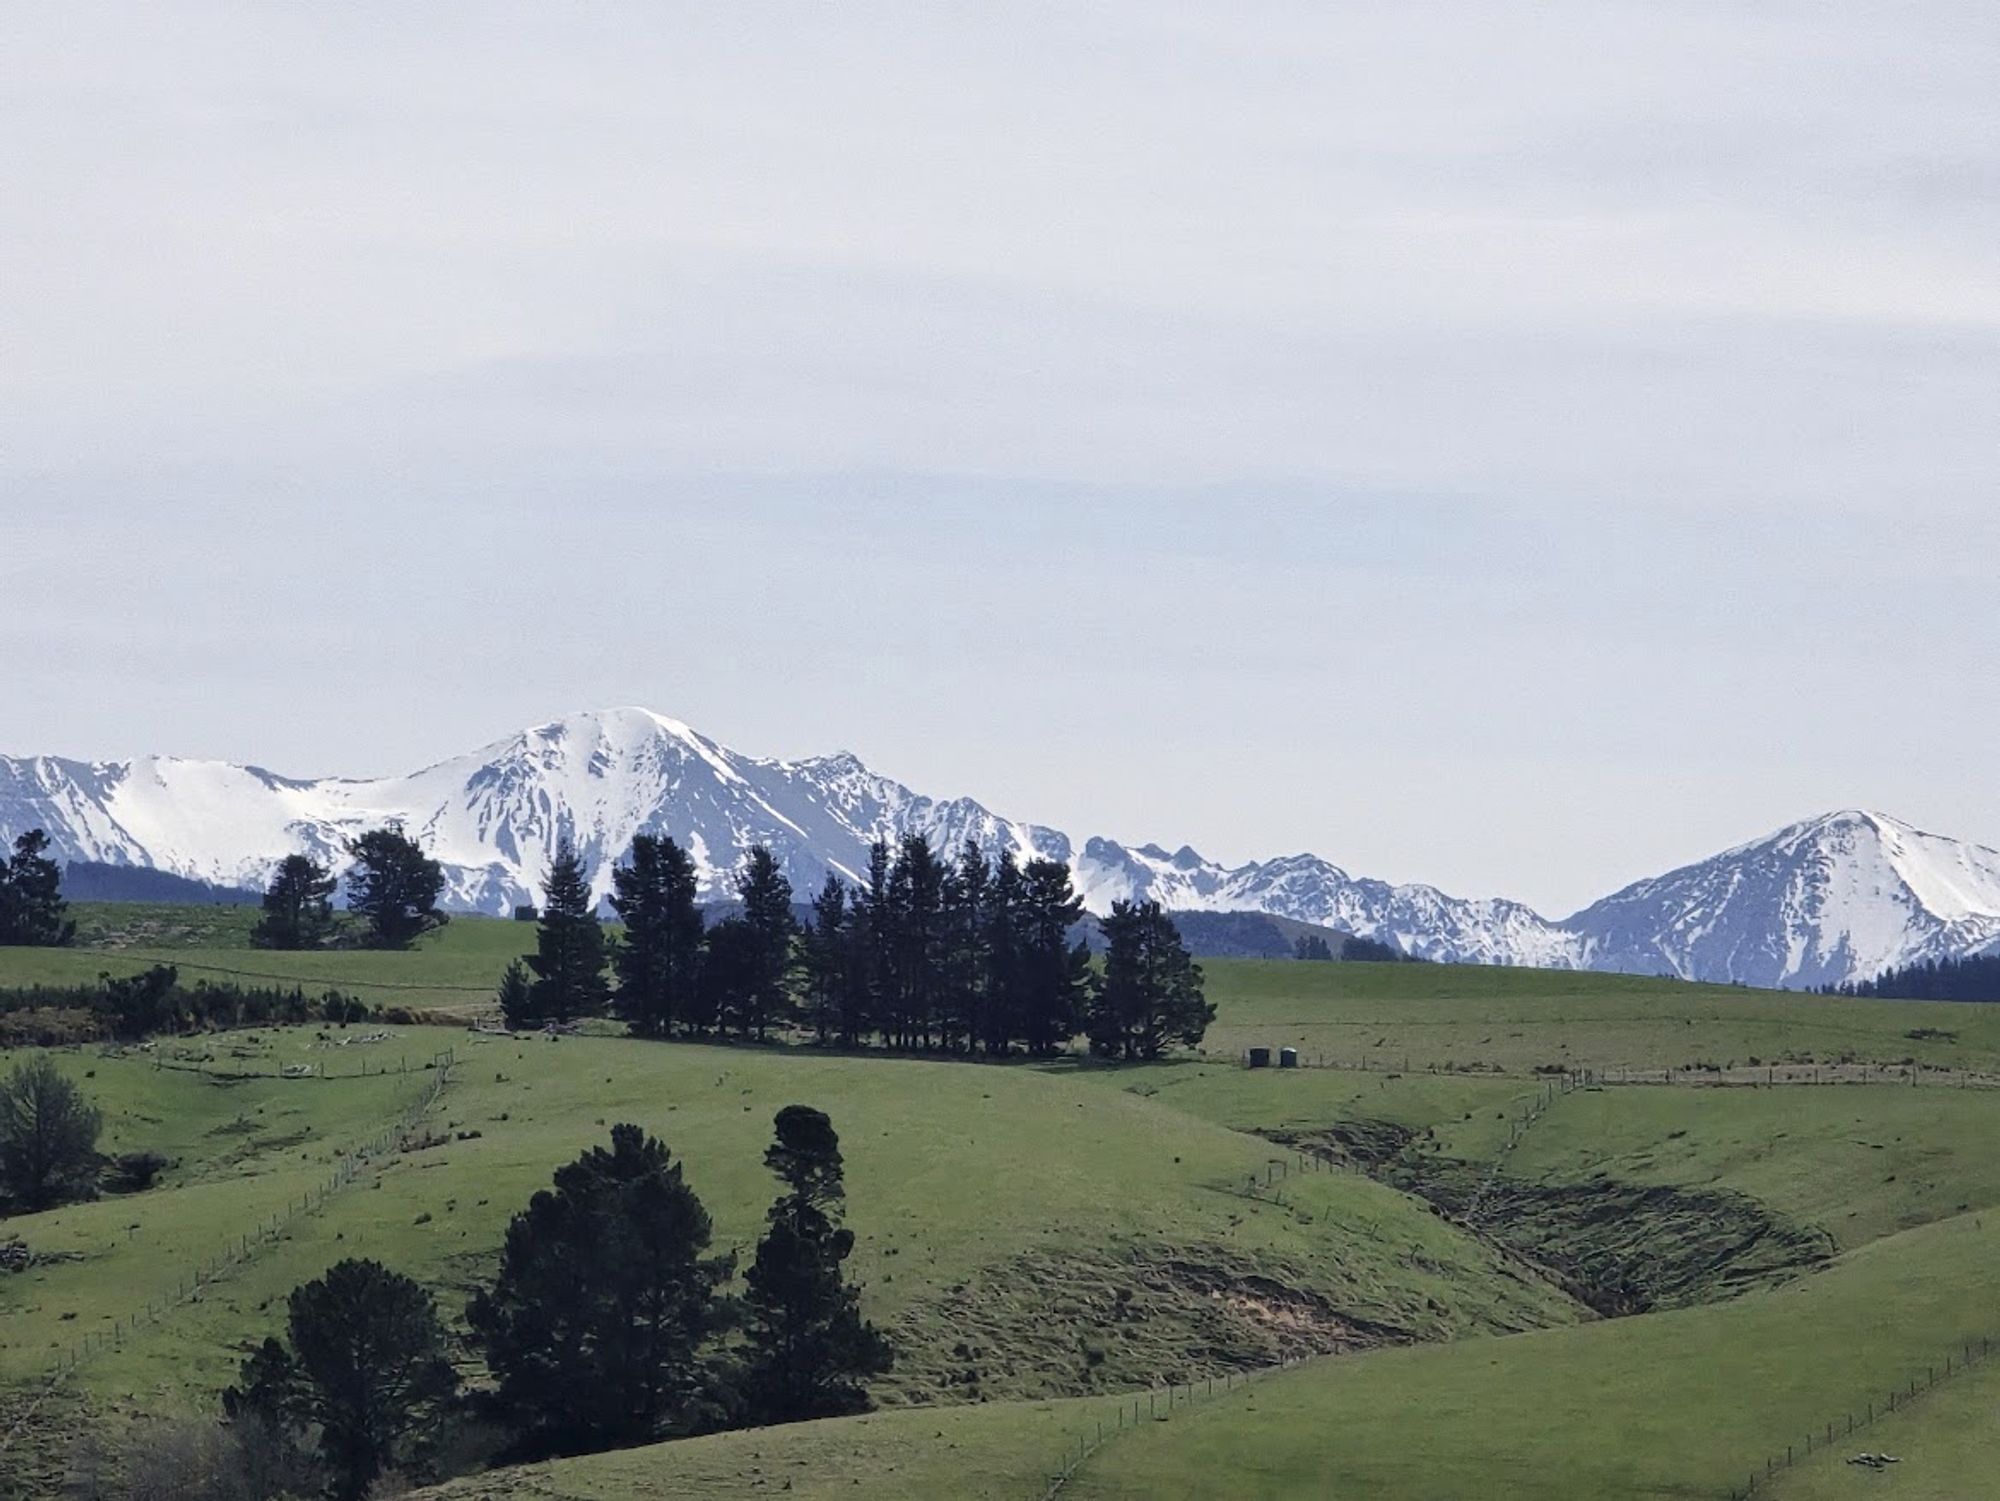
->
11, 911, 2000, 1497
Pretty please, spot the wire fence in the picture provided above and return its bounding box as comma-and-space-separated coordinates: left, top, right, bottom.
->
1238, 1051, 2000, 1090
1730, 1334, 1999, 1497
1039, 1352, 1323, 1499
0, 1047, 455, 1458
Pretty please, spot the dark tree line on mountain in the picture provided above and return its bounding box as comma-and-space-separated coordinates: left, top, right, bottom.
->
501, 834, 1212, 1059
0, 964, 378, 1047
250, 825, 448, 951
1293, 932, 1427, 963
1834, 952, 2000, 1003
0, 829, 76, 947
220, 1111, 889, 1496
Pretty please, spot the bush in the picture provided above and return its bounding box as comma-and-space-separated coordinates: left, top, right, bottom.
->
103, 1150, 172, 1194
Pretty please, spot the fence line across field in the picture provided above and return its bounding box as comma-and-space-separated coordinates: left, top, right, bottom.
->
0, 1047, 456, 1459
1730, 1333, 1999, 1497
1236, 1050, 1999, 1090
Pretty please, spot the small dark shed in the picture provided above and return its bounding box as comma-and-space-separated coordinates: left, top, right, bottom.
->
1247, 1047, 1272, 1069
1279, 1047, 1299, 1069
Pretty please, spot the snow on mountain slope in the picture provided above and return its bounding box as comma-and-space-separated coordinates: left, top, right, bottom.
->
6, 711, 1998, 988
1074, 839, 1582, 968
0, 709, 1072, 917
1565, 810, 2000, 989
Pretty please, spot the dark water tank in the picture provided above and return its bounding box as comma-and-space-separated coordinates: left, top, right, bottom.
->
1279, 1047, 1299, 1069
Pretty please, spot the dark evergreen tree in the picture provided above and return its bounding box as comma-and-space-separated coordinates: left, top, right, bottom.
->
1018, 858, 1091, 1056
610, 833, 706, 1038
0, 829, 76, 947
888, 835, 948, 1050
224, 1258, 456, 1500
467, 1124, 734, 1456
495, 958, 535, 1029
251, 854, 337, 951
741, 1107, 892, 1424
850, 841, 896, 1048
735, 847, 798, 1040
1089, 900, 1213, 1060
526, 843, 610, 1022
980, 850, 1028, 1055
937, 841, 990, 1053
0, 1054, 102, 1210
800, 874, 851, 1046
344, 825, 447, 949
696, 916, 758, 1037
1293, 933, 1335, 962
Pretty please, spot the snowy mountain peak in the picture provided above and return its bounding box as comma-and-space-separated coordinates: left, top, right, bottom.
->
1568, 808, 2000, 988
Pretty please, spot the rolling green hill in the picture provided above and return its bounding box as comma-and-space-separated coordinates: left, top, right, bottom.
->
8, 910, 2000, 1497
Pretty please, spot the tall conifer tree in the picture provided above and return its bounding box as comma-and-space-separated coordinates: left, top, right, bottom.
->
252, 854, 338, 950
741, 1107, 892, 1424
735, 847, 798, 1039
0, 829, 76, 947
1089, 900, 1213, 1060
610, 834, 705, 1037
527, 842, 610, 1022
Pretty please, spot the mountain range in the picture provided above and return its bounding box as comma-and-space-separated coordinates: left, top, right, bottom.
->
4, 706, 1998, 990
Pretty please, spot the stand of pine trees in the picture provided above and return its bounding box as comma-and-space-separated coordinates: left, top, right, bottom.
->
604, 835, 1123, 1056
495, 833, 1212, 1059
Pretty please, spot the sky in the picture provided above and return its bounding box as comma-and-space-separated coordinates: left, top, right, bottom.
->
3, 3, 1996, 916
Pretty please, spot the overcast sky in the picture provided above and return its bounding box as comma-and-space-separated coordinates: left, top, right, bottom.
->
4, 3, 1996, 915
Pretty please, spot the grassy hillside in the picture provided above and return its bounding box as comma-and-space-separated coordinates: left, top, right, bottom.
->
0, 1024, 1571, 1490
412, 1210, 2000, 1501
1058, 1208, 2000, 1501
11, 906, 2000, 1496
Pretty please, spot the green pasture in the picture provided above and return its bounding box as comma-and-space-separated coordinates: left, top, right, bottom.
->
1059, 1208, 2000, 1501
1770, 1348, 2000, 1498
0, 912, 532, 1015
1199, 959, 2000, 1074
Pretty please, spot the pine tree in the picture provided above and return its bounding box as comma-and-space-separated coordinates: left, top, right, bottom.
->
800, 874, 850, 1046
889, 836, 948, 1050
735, 847, 797, 1040
610, 834, 706, 1037
741, 1107, 892, 1425
527, 843, 610, 1022
467, 1125, 734, 1455
980, 850, 1027, 1054
0, 829, 76, 947
850, 841, 895, 1048
1090, 900, 1213, 1060
937, 841, 989, 1053
226, 1259, 456, 1500
252, 854, 337, 950
344, 826, 447, 949
1018, 858, 1090, 1056
0, 1054, 102, 1210
696, 915, 757, 1037
495, 958, 535, 1029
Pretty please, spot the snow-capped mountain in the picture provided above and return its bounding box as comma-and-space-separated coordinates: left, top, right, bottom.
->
1072, 839, 1582, 968
4, 710, 1998, 988
0, 709, 1071, 916
1565, 810, 2000, 990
